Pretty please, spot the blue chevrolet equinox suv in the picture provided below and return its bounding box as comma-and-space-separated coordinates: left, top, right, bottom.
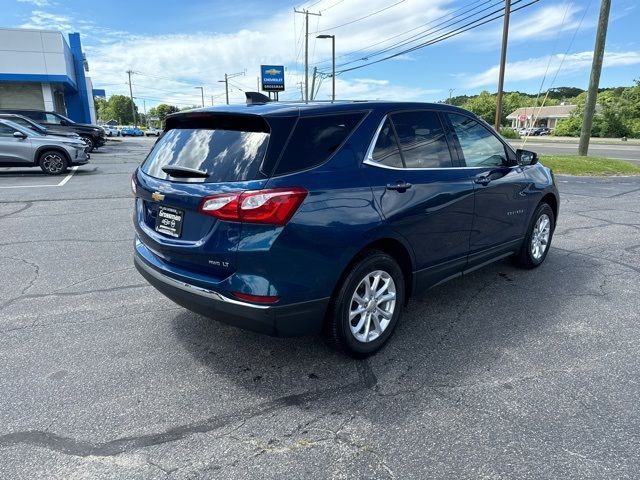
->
133, 98, 559, 357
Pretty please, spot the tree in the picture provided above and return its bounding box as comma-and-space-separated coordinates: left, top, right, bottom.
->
153, 104, 180, 122
96, 95, 138, 124
462, 91, 497, 124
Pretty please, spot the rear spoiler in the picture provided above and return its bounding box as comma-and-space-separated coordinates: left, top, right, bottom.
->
245, 92, 272, 105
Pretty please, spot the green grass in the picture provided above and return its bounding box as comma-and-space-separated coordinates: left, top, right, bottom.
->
539, 155, 640, 176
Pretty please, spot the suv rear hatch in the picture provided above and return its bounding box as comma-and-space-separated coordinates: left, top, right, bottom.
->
135, 112, 296, 280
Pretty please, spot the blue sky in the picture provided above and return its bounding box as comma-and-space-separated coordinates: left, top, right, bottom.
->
7, 0, 640, 108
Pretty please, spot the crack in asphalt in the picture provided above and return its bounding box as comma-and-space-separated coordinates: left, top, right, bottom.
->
0, 202, 33, 219
0, 282, 150, 312
0, 360, 377, 458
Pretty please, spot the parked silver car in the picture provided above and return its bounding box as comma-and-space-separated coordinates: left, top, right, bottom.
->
0, 119, 89, 174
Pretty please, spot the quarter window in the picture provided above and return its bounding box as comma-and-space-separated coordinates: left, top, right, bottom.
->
389, 111, 452, 168
448, 114, 508, 167
371, 118, 403, 168
274, 113, 364, 175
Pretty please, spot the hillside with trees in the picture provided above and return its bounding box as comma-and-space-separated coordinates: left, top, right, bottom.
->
446, 82, 640, 138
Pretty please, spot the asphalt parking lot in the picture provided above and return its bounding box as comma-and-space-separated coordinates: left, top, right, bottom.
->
1, 137, 639, 479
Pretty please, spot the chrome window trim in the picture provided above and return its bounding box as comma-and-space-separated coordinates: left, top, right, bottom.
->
364, 115, 389, 164
364, 111, 520, 172
362, 158, 515, 171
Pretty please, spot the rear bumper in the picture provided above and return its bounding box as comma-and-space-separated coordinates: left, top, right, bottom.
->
134, 245, 329, 337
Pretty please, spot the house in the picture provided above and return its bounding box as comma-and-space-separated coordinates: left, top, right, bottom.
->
506, 104, 577, 129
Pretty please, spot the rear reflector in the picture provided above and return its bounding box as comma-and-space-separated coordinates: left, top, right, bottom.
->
232, 292, 280, 304
199, 187, 307, 225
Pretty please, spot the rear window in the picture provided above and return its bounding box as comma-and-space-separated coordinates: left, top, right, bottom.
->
273, 112, 365, 175
141, 128, 270, 183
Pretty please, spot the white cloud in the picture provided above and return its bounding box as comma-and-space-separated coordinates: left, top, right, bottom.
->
19, 10, 72, 31
458, 3, 591, 50
465, 51, 640, 88
17, 0, 52, 6
66, 0, 454, 105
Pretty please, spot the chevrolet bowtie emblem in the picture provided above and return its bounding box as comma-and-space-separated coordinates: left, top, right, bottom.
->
265, 68, 281, 75
151, 191, 165, 202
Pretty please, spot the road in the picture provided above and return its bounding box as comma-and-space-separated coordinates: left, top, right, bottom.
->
1, 137, 639, 479
509, 140, 640, 163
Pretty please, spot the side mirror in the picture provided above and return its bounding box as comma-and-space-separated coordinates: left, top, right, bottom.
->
516, 148, 538, 166
59, 119, 68, 126
13, 131, 27, 139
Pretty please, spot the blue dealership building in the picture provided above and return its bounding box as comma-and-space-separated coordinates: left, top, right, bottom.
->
0, 28, 101, 124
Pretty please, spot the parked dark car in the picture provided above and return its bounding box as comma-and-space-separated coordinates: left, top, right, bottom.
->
0, 119, 88, 174
0, 113, 83, 142
0, 109, 105, 152
133, 100, 559, 357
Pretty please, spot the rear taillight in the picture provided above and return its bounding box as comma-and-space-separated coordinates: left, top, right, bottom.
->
199, 187, 307, 225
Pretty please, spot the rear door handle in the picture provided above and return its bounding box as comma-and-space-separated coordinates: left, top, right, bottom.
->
386, 181, 412, 191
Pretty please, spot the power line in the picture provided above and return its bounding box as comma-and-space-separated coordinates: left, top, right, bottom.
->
329, 0, 505, 71
317, 0, 406, 33
322, 0, 538, 75
312, 0, 488, 66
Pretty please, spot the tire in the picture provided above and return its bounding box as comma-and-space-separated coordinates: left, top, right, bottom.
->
325, 250, 405, 357
38, 150, 69, 175
81, 135, 94, 152
513, 203, 555, 269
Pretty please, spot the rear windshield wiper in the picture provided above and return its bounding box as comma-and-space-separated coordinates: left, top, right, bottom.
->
161, 166, 209, 178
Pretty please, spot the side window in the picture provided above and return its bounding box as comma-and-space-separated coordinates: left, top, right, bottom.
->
274, 112, 364, 175
389, 111, 452, 168
370, 118, 403, 168
0, 124, 16, 137
44, 113, 63, 124
448, 114, 508, 167
21, 111, 45, 122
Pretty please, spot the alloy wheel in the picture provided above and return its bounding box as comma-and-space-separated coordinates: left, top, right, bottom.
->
531, 213, 551, 260
41, 153, 65, 174
349, 270, 396, 343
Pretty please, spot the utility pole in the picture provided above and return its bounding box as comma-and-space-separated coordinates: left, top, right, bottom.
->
448, 88, 455, 104
494, 0, 511, 130
142, 99, 147, 127
218, 71, 245, 105
298, 81, 304, 101
579, 0, 611, 156
294, 9, 321, 102
126, 70, 137, 127
211, 95, 214, 106
194, 86, 204, 107
257, 76, 260, 90
310, 67, 317, 101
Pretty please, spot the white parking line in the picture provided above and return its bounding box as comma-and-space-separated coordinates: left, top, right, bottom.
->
0, 166, 78, 189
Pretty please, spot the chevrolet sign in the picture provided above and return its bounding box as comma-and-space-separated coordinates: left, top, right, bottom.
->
261, 64, 285, 92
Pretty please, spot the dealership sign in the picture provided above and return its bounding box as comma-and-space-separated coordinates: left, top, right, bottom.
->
261, 65, 285, 92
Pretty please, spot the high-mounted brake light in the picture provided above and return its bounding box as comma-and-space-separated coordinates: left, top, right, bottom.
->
199, 187, 307, 225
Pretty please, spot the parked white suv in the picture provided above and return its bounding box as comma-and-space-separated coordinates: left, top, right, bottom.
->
0, 119, 89, 174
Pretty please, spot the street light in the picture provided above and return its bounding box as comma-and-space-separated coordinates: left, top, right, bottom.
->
316, 34, 335, 102
194, 86, 204, 107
